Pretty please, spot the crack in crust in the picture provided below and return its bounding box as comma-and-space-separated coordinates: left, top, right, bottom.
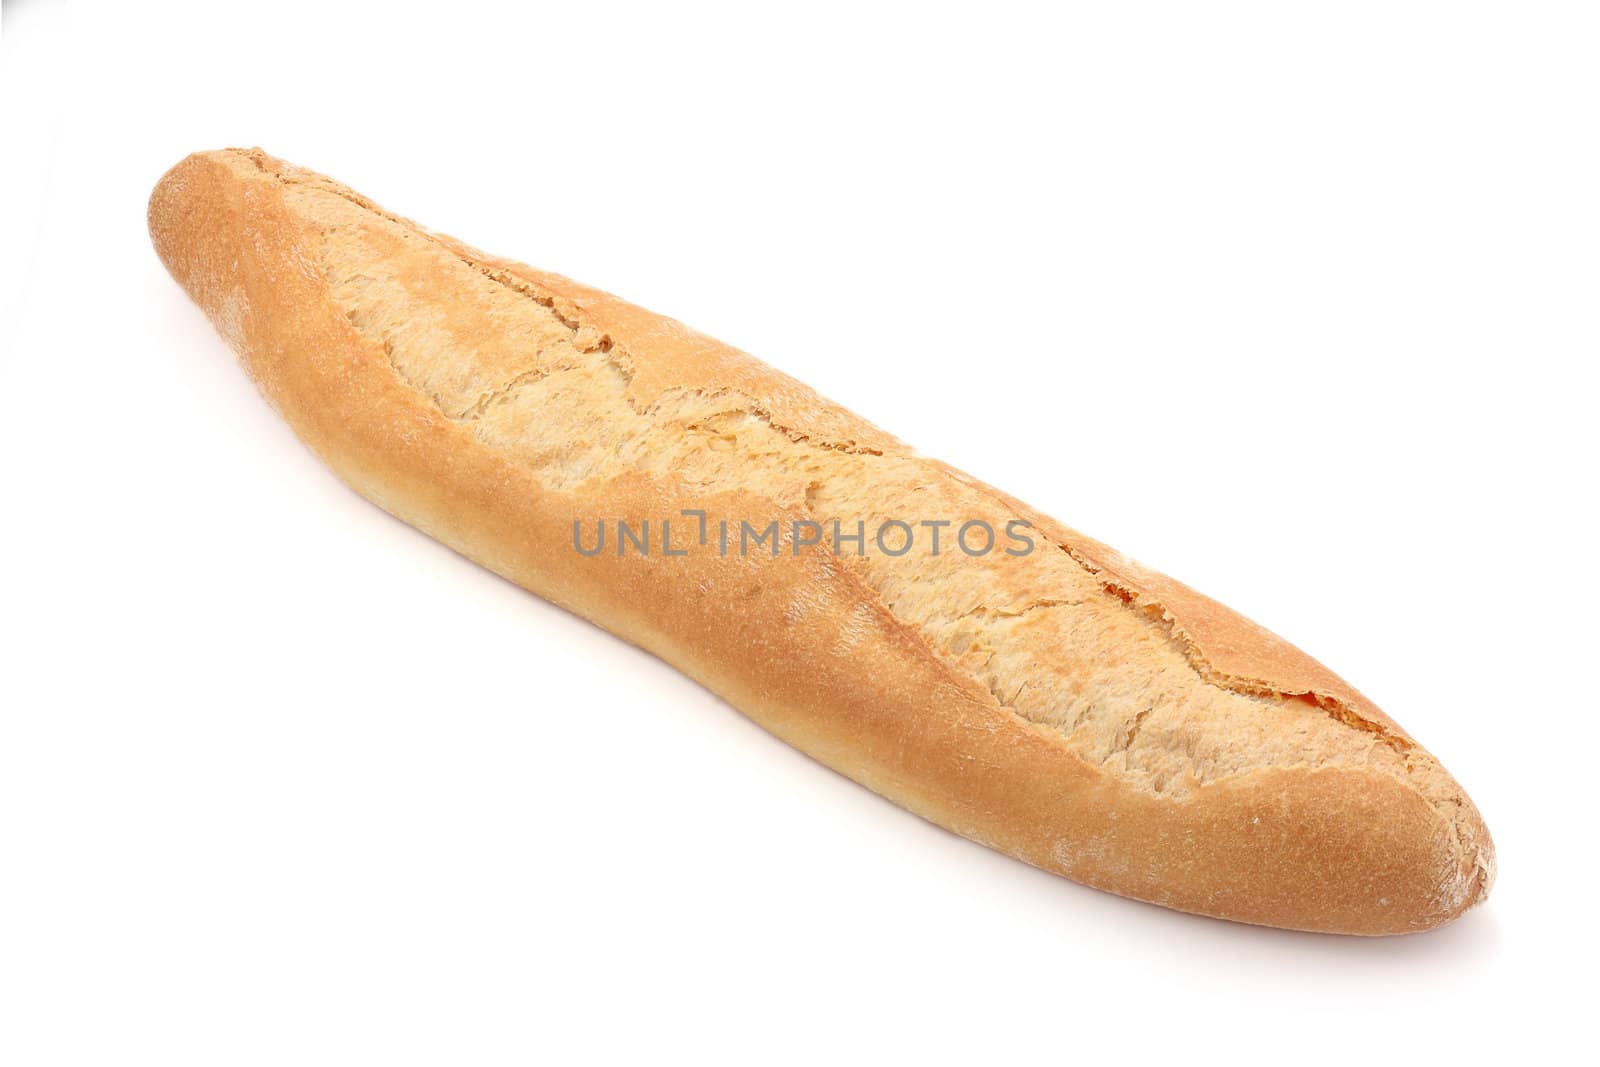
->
241, 145, 1409, 766
251, 145, 1433, 799
240, 148, 886, 459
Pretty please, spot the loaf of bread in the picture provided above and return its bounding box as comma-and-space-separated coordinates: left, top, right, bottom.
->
149, 148, 1493, 934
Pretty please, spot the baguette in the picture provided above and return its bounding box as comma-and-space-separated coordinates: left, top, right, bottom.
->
149, 148, 1494, 934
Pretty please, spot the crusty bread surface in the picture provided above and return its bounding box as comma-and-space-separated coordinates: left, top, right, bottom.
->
149, 148, 1494, 934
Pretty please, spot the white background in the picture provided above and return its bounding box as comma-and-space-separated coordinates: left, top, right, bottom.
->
3, 1, 1595, 1062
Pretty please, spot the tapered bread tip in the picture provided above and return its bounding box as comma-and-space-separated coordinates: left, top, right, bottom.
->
149, 148, 254, 297
148, 150, 217, 257
149, 151, 220, 311
1413, 762, 1497, 931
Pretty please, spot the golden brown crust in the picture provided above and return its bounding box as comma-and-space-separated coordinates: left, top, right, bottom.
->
149, 147, 1494, 934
